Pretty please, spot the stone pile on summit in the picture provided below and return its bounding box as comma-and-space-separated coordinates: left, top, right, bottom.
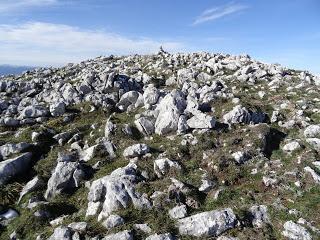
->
0, 50, 320, 239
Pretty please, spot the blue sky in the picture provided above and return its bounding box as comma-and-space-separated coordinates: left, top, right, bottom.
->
0, 0, 319, 74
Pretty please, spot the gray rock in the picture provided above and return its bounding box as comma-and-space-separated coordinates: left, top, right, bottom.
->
146, 233, 174, 240
169, 205, 187, 219
0, 153, 32, 185
155, 90, 186, 135
143, 85, 160, 106
105, 117, 116, 139
117, 91, 140, 111
282, 141, 301, 152
223, 105, 251, 125
134, 117, 155, 136
102, 214, 125, 229
50, 102, 66, 117
45, 158, 81, 200
177, 208, 237, 237
304, 124, 320, 138
0, 142, 32, 160
20, 105, 49, 119
249, 205, 270, 228
48, 226, 73, 240
102, 230, 133, 240
133, 223, 152, 234
86, 163, 150, 221
306, 138, 320, 151
187, 111, 216, 129
304, 166, 320, 184
123, 143, 150, 158
18, 176, 44, 203
68, 222, 87, 233
0, 208, 19, 220
282, 221, 312, 240
154, 158, 181, 178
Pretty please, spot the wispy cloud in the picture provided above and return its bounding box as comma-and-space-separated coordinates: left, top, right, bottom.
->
0, 0, 58, 13
0, 22, 184, 66
193, 2, 249, 26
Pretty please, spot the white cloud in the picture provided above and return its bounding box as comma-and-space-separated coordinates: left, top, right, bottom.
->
193, 2, 248, 25
0, 22, 184, 66
0, 0, 58, 13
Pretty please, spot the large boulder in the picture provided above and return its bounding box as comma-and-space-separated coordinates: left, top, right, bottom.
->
48, 226, 73, 240
45, 154, 86, 200
50, 101, 66, 117
0, 142, 32, 160
143, 85, 160, 106
86, 163, 150, 221
223, 105, 265, 125
155, 90, 186, 135
20, 105, 49, 119
187, 111, 216, 129
177, 208, 237, 237
123, 143, 150, 158
103, 230, 133, 240
282, 221, 312, 240
154, 158, 181, 178
248, 205, 270, 228
0, 153, 32, 185
134, 117, 155, 136
146, 233, 174, 240
223, 105, 251, 124
304, 124, 320, 138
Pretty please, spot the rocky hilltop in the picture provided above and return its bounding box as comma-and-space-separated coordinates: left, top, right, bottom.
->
0, 50, 320, 240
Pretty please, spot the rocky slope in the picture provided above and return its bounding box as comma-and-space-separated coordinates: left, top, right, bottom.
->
0, 49, 320, 240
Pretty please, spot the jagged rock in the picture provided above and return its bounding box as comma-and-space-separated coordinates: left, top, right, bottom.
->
169, 205, 187, 219
0, 142, 32, 160
79, 144, 108, 162
45, 154, 85, 199
50, 102, 66, 117
223, 105, 251, 124
86, 163, 150, 221
123, 143, 150, 158
105, 117, 116, 139
304, 166, 320, 184
177, 208, 237, 237
0, 153, 32, 185
102, 230, 133, 240
198, 179, 215, 192
304, 124, 320, 138
154, 158, 181, 178
0, 209, 19, 220
68, 222, 87, 233
232, 151, 250, 164
282, 221, 312, 240
20, 105, 49, 119
282, 141, 301, 152
155, 90, 186, 135
217, 237, 239, 240
146, 233, 174, 240
48, 226, 73, 240
223, 105, 265, 125
117, 91, 141, 111
53, 132, 73, 145
187, 111, 216, 129
102, 214, 125, 229
18, 176, 44, 202
134, 117, 155, 136
249, 205, 270, 228
134, 223, 152, 234
143, 85, 160, 106
306, 138, 320, 151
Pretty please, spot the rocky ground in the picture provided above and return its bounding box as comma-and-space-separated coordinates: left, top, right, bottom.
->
0, 49, 320, 240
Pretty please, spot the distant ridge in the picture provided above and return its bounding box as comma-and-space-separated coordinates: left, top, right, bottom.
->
0, 65, 35, 76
